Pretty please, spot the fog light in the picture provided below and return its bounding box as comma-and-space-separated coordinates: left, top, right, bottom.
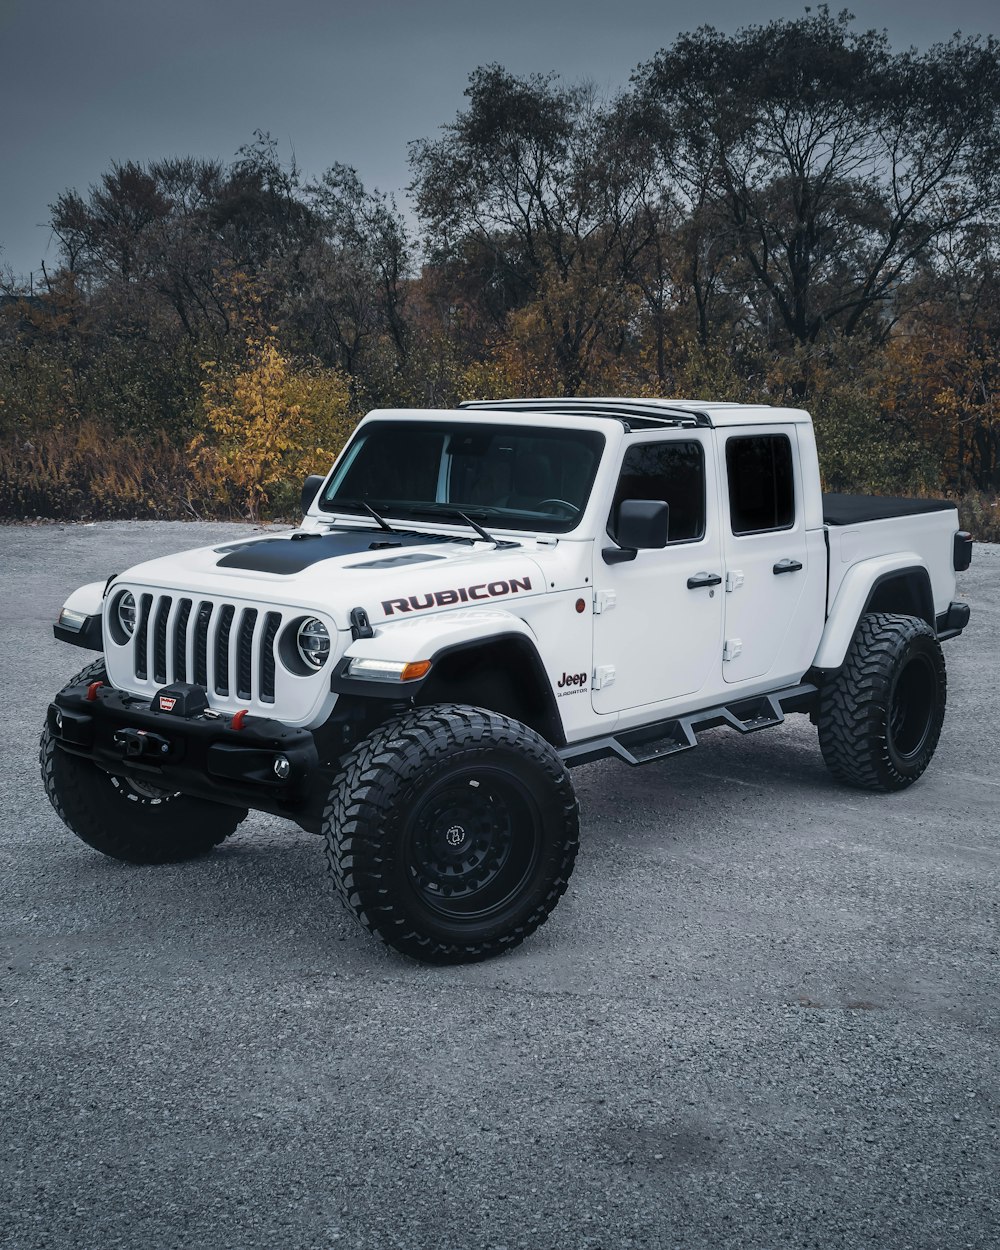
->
273, 755, 291, 780
54, 710, 64, 732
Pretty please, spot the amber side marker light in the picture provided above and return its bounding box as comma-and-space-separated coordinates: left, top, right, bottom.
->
401, 660, 432, 682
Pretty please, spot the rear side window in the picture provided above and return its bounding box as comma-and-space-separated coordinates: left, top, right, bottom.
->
726, 435, 795, 534
608, 440, 705, 543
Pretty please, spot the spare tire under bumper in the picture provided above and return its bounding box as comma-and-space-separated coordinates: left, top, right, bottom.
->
48, 677, 321, 827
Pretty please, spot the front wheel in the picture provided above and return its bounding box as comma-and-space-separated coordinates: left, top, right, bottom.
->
324, 705, 579, 963
817, 612, 947, 792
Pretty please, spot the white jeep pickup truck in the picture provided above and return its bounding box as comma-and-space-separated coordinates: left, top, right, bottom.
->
42, 398, 972, 963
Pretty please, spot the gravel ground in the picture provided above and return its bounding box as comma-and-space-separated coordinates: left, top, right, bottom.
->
1, 521, 997, 1250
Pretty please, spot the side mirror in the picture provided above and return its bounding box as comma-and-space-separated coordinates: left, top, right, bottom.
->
604, 499, 669, 564
301, 474, 325, 516
618, 498, 669, 548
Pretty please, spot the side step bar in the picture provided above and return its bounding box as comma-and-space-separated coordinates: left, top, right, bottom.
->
559, 683, 819, 768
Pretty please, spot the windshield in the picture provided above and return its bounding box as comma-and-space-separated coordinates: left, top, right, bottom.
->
320, 421, 606, 534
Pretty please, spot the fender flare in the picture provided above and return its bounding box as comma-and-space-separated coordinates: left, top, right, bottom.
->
329, 608, 565, 745
53, 580, 110, 651
62, 580, 109, 617
812, 555, 934, 671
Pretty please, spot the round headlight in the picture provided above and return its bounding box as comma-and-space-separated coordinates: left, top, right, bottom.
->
296, 618, 330, 670
117, 591, 136, 638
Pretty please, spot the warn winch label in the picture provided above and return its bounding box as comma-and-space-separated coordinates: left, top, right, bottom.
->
382, 576, 532, 617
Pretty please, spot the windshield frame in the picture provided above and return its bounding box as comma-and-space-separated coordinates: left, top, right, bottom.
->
318, 419, 607, 536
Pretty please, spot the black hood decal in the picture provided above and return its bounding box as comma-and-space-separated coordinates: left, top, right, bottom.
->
215, 529, 456, 575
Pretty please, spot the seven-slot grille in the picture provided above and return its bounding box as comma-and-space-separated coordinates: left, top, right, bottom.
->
128, 594, 284, 704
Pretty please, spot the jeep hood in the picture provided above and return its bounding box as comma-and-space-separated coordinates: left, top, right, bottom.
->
114, 527, 551, 628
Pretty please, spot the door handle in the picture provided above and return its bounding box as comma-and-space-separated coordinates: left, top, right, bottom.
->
773, 558, 803, 575
687, 572, 722, 589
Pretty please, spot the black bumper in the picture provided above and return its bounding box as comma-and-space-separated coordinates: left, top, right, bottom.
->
53, 614, 103, 651
49, 679, 322, 824
936, 601, 971, 641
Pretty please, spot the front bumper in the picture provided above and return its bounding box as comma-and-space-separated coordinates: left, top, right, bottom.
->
49, 679, 321, 823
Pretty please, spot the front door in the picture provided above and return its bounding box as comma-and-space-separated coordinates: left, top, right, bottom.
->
591, 432, 725, 715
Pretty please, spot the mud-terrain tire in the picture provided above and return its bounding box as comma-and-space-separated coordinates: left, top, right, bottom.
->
817, 612, 946, 792
40, 661, 247, 863
324, 704, 579, 964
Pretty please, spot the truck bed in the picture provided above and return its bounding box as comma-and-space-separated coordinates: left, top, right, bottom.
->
822, 494, 960, 624
822, 494, 954, 526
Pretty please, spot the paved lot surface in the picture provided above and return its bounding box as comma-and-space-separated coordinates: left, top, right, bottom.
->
1, 521, 997, 1250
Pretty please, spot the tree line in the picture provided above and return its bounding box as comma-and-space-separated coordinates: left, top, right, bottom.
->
2, 10, 999, 532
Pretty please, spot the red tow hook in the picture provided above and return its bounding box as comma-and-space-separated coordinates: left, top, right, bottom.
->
231, 709, 249, 730
86, 681, 103, 702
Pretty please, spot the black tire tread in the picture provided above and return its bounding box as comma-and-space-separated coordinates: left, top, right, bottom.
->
817, 612, 946, 792
324, 703, 579, 964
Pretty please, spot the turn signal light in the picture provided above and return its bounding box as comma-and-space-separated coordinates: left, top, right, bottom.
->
400, 660, 432, 682
348, 657, 433, 682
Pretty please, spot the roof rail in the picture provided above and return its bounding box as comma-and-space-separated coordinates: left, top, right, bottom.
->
459, 398, 714, 430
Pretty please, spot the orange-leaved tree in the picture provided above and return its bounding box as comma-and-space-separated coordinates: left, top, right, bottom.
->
191, 336, 353, 521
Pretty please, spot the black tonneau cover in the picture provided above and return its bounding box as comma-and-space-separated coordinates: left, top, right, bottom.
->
822, 494, 955, 526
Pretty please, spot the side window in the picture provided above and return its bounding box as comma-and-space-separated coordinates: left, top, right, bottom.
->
726, 434, 795, 534
608, 441, 705, 544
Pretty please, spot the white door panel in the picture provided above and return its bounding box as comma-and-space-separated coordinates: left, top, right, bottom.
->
720, 426, 820, 685
591, 541, 725, 712
722, 532, 808, 681
592, 431, 725, 714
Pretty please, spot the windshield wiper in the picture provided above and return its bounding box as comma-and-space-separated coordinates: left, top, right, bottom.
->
453, 509, 497, 545
326, 499, 398, 533
404, 505, 515, 548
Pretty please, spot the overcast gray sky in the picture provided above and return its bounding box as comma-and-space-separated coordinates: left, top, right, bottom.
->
2, 0, 997, 281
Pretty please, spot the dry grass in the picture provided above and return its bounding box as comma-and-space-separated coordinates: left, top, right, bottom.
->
0, 422, 223, 521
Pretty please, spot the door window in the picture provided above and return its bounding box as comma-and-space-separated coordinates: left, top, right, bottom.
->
725, 434, 795, 534
608, 441, 705, 544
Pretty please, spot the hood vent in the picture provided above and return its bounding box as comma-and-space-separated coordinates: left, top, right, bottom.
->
215, 529, 454, 575
346, 553, 447, 570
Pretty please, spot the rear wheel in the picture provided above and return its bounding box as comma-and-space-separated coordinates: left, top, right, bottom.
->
817, 612, 946, 792
324, 704, 579, 963
40, 662, 247, 863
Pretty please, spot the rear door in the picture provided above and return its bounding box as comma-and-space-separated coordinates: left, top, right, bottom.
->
719, 427, 811, 684
591, 431, 725, 714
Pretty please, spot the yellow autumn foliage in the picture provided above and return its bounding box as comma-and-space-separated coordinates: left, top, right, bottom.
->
884, 325, 1000, 493
191, 337, 354, 520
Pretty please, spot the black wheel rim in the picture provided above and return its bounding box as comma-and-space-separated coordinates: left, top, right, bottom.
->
403, 767, 541, 920
888, 653, 936, 761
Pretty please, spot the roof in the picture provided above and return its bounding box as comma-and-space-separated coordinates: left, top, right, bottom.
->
459, 397, 811, 429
